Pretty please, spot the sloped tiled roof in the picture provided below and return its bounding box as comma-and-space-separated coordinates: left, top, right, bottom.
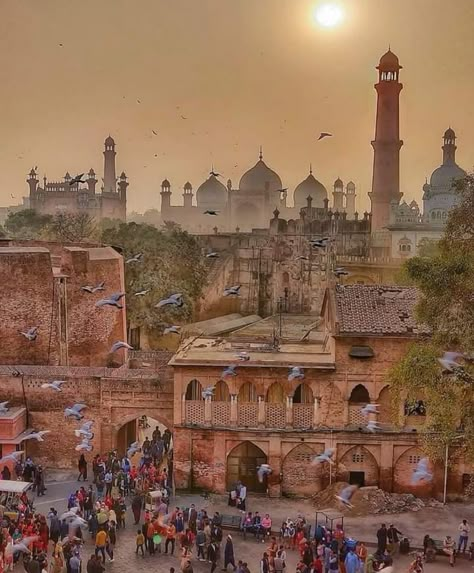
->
334, 285, 431, 337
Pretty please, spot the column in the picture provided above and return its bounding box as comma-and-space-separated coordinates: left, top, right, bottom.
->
181, 394, 186, 425
230, 394, 238, 427
204, 396, 212, 426
286, 396, 293, 428
258, 395, 265, 427
313, 397, 321, 428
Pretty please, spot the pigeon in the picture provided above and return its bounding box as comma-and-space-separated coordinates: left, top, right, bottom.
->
64, 404, 87, 420
74, 429, 94, 440
24, 430, 51, 442
412, 458, 433, 484
206, 252, 219, 259
438, 351, 465, 372
41, 380, 66, 392
210, 170, 221, 178
181, 115, 188, 120
5, 536, 39, 557
96, 292, 125, 309
156, 293, 183, 308
361, 404, 379, 416
126, 253, 143, 264
163, 325, 181, 335
75, 439, 93, 452
318, 132, 333, 141
152, 130, 158, 136
60, 508, 80, 521
20, 327, 38, 341
310, 240, 329, 249
134, 289, 150, 296
110, 341, 133, 353
288, 367, 304, 382
334, 267, 350, 278
335, 485, 358, 508
276, 188, 288, 194
295, 256, 309, 261
77, 421, 94, 432
366, 420, 381, 432
68, 516, 88, 529
81, 282, 105, 294
127, 441, 141, 457
223, 365, 237, 377
224, 285, 241, 297
257, 464, 272, 483
312, 448, 335, 465
69, 173, 85, 186
0, 450, 24, 464
204, 210, 219, 216
202, 386, 215, 400
0, 402, 9, 414
236, 352, 250, 362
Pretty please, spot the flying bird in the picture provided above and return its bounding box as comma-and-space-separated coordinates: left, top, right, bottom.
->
438, 351, 465, 372
110, 341, 133, 353
288, 366, 304, 382
257, 464, 272, 483
202, 386, 215, 400
152, 130, 158, 136
361, 404, 379, 416
366, 420, 381, 433
163, 325, 181, 335
412, 458, 433, 484
127, 441, 141, 457
204, 209, 219, 216
68, 516, 88, 530
156, 293, 184, 308
77, 420, 94, 432
312, 448, 335, 465
0, 402, 10, 415
223, 365, 237, 377
224, 285, 241, 297
60, 508, 80, 521
318, 132, 333, 141
310, 240, 329, 249
181, 115, 188, 120
206, 252, 219, 259
5, 536, 39, 557
126, 253, 143, 264
75, 439, 93, 452
0, 450, 24, 465
334, 267, 350, 278
295, 256, 309, 261
236, 352, 250, 362
41, 380, 66, 392
64, 404, 87, 420
96, 292, 125, 309
74, 429, 94, 440
20, 327, 38, 341
335, 485, 358, 509
69, 173, 85, 186
81, 282, 105, 294
210, 170, 221, 178
276, 188, 288, 195
134, 289, 150, 296
24, 430, 51, 442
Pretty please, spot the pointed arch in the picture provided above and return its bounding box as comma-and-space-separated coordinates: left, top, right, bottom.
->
266, 382, 285, 403
226, 441, 267, 493
282, 443, 325, 496
393, 446, 434, 495
213, 380, 230, 402
185, 379, 203, 401
349, 384, 370, 403
238, 382, 257, 403
293, 383, 313, 404
339, 445, 379, 487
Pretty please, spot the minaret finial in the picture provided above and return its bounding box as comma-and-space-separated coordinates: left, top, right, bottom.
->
309, 163, 313, 175
259, 146, 263, 161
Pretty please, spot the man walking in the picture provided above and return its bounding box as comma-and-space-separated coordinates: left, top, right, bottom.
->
387, 523, 403, 555
223, 535, 236, 571
376, 524, 388, 555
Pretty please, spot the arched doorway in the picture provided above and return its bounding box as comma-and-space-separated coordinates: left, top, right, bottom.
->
227, 441, 267, 493
348, 384, 371, 426
116, 415, 171, 458
339, 445, 379, 487
282, 443, 324, 496
394, 447, 434, 496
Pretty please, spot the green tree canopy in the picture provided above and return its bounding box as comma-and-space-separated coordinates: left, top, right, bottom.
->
388, 174, 474, 460
101, 222, 207, 330
5, 209, 52, 238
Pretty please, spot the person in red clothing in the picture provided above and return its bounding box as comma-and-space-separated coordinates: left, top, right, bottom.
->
312, 557, 323, 573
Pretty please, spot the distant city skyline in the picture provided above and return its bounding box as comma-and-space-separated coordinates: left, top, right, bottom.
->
1, 0, 473, 215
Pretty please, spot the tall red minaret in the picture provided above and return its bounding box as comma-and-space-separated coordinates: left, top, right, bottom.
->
369, 49, 403, 230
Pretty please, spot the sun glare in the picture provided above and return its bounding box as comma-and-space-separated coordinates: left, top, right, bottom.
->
314, 3, 344, 28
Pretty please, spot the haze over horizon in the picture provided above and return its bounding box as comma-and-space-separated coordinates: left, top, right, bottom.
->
1, 0, 474, 215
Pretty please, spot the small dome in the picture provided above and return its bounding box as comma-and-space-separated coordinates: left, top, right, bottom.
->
377, 49, 401, 71
346, 181, 356, 191
64, 172, 71, 180
88, 168, 96, 177
334, 177, 343, 189
161, 179, 170, 188
430, 163, 466, 189
105, 135, 115, 146
444, 128, 456, 139
184, 181, 192, 190
293, 172, 327, 209
239, 154, 282, 192
120, 171, 127, 180
196, 174, 227, 208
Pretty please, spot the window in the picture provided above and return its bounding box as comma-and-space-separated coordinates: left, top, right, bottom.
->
408, 455, 421, 464
185, 379, 203, 400
352, 453, 364, 463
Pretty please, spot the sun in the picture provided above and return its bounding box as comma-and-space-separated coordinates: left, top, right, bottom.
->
313, 3, 344, 28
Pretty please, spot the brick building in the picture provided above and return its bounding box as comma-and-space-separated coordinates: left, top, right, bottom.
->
171, 284, 471, 498
0, 239, 126, 367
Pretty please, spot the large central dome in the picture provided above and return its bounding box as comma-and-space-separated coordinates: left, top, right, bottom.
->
239, 151, 282, 192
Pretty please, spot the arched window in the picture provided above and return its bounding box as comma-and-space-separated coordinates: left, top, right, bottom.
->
185, 379, 203, 401
238, 382, 257, 403
267, 382, 285, 403
349, 384, 370, 404
293, 383, 313, 404
213, 380, 230, 402
282, 272, 290, 286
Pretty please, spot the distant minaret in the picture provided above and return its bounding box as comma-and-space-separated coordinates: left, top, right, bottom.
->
161, 179, 171, 214
183, 182, 193, 208
345, 181, 356, 219
103, 136, 117, 193
333, 178, 344, 211
369, 49, 403, 230
442, 127, 457, 165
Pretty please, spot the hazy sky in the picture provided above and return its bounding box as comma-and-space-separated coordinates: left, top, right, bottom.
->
1, 0, 473, 214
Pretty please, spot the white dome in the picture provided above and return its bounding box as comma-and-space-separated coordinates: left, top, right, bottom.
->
239, 154, 282, 192
293, 172, 327, 209
196, 175, 227, 208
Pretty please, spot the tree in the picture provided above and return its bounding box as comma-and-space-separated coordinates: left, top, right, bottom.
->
49, 212, 97, 242
5, 209, 52, 238
388, 174, 474, 461
101, 222, 207, 331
